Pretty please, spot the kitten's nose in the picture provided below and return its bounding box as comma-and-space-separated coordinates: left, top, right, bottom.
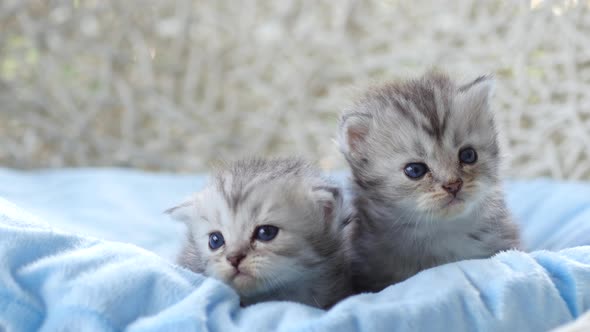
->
227, 253, 246, 268
442, 179, 463, 196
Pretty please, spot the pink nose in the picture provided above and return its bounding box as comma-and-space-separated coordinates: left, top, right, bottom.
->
442, 179, 463, 196
227, 253, 246, 267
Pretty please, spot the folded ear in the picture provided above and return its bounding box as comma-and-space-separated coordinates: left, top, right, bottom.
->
311, 185, 343, 226
339, 112, 372, 158
164, 198, 198, 223
457, 75, 495, 112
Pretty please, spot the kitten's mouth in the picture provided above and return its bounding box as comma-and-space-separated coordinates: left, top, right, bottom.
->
229, 269, 256, 292
231, 268, 251, 279
443, 197, 464, 208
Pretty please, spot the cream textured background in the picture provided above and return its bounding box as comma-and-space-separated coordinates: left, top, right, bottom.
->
1, 0, 589, 179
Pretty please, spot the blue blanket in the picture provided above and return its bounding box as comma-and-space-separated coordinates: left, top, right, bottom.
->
1, 168, 590, 331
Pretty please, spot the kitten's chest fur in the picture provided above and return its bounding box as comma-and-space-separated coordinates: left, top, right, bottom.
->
349, 197, 519, 292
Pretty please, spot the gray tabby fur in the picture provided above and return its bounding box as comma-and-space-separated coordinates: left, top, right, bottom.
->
167, 157, 353, 308
339, 70, 521, 292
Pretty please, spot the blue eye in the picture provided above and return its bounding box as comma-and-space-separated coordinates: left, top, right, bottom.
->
459, 147, 478, 164
254, 225, 279, 242
404, 163, 428, 179
208, 232, 225, 250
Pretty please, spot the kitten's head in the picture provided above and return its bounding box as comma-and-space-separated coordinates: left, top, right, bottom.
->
339, 71, 501, 219
167, 158, 344, 304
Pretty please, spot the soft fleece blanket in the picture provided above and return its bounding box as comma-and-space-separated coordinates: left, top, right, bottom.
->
1, 168, 590, 331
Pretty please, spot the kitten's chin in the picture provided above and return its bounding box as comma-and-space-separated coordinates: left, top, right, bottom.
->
439, 198, 467, 217
228, 271, 256, 288
425, 196, 471, 219
413, 196, 466, 219
436, 192, 489, 219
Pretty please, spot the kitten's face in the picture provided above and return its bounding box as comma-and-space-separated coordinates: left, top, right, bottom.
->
341, 74, 500, 220
176, 180, 336, 301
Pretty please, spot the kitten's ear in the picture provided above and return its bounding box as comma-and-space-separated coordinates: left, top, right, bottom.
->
339, 112, 372, 157
165, 199, 197, 223
458, 75, 495, 111
311, 185, 342, 225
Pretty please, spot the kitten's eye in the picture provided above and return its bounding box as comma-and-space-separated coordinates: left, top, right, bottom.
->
459, 147, 478, 164
403, 163, 429, 179
208, 232, 225, 250
254, 225, 279, 242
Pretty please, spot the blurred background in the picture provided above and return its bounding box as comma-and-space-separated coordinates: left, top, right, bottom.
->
1, 0, 589, 179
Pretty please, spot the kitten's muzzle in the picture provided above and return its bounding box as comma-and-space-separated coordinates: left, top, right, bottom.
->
442, 179, 463, 196
227, 253, 246, 268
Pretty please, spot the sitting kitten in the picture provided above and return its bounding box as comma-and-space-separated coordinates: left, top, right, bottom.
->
167, 158, 352, 308
339, 70, 520, 292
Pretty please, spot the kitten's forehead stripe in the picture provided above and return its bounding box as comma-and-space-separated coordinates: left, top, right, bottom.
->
374, 91, 418, 127
390, 98, 417, 126
229, 183, 255, 214
250, 202, 262, 220
453, 130, 462, 148
410, 80, 441, 142
215, 176, 233, 212
372, 71, 457, 144
413, 141, 427, 158
438, 90, 451, 141
213, 157, 315, 214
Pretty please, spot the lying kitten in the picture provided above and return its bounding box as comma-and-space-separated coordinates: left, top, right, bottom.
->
339, 70, 520, 292
167, 158, 352, 308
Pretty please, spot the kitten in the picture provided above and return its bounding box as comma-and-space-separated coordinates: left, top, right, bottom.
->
339, 70, 520, 292
166, 157, 353, 308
